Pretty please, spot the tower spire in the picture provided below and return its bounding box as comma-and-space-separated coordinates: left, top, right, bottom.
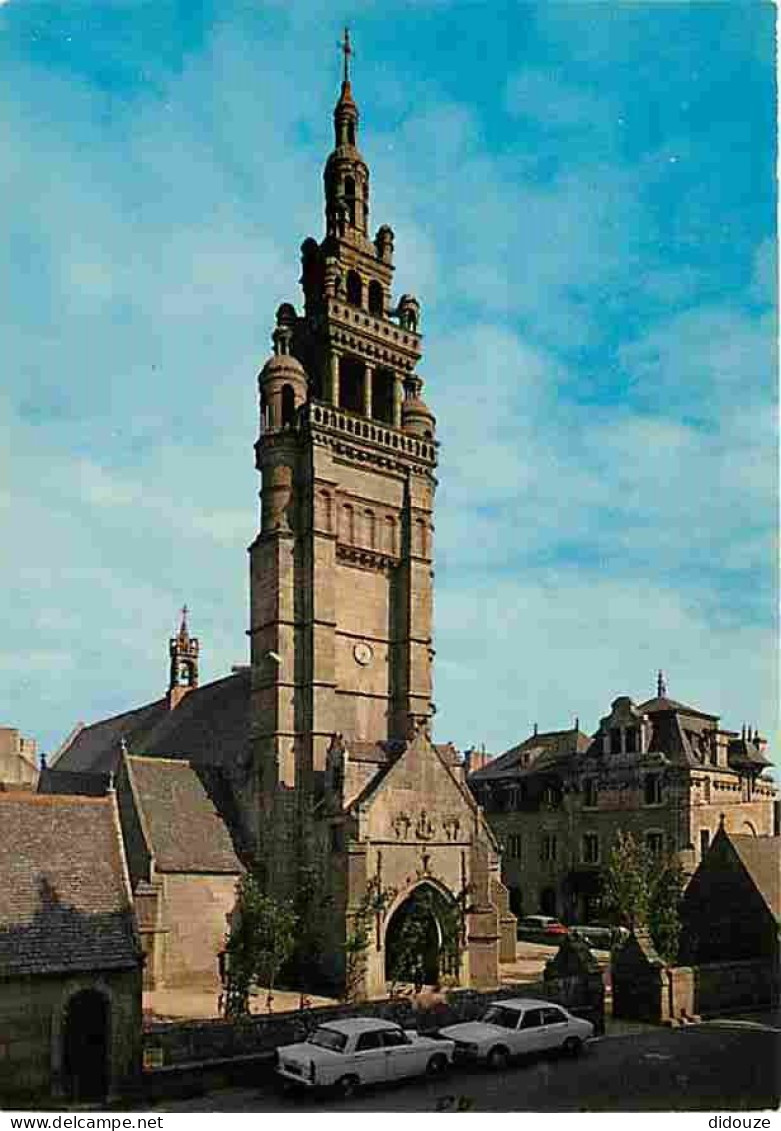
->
168, 606, 199, 708
657, 670, 667, 698
340, 26, 353, 86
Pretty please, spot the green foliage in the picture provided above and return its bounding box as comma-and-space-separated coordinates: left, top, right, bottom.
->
343, 876, 396, 1003
387, 884, 470, 990
221, 874, 298, 1020
600, 830, 684, 963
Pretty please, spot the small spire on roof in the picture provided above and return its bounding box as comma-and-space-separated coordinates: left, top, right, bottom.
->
574, 716, 579, 732
178, 604, 189, 639
533, 722, 538, 737
339, 26, 354, 85
657, 670, 667, 698
718, 812, 726, 829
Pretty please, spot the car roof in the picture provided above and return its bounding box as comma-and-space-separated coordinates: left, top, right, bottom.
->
487, 998, 562, 1010
317, 1017, 401, 1035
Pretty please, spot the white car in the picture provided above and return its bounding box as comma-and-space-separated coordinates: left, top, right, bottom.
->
276, 1017, 455, 1096
440, 998, 594, 1069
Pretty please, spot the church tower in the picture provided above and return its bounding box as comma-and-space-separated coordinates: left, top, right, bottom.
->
249, 31, 438, 825
167, 606, 199, 710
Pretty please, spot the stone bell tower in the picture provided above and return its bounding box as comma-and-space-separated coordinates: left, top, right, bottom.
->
249, 32, 438, 838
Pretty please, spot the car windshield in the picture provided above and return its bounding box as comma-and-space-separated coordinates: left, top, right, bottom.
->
306, 1027, 347, 1052
481, 1005, 521, 1029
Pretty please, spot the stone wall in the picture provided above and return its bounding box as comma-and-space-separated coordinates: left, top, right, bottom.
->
0, 968, 141, 1106
160, 872, 239, 987
612, 933, 779, 1024
142, 975, 604, 1073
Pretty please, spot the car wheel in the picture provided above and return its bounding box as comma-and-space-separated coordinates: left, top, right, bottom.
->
487, 1045, 509, 1071
562, 1036, 583, 1058
426, 1053, 449, 1077
334, 1074, 359, 1098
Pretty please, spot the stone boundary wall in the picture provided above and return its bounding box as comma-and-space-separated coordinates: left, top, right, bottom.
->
142, 975, 604, 1073
613, 950, 778, 1025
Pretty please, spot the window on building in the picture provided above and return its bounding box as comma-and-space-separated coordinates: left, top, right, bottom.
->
371, 368, 394, 424
582, 833, 600, 864
625, 726, 638, 753
507, 834, 522, 860
540, 833, 557, 862
343, 176, 357, 226
281, 384, 296, 427
584, 778, 598, 808
644, 773, 663, 805
542, 785, 561, 809
646, 831, 664, 857
609, 727, 622, 754
339, 356, 364, 415
368, 280, 384, 316
346, 269, 362, 307
699, 829, 710, 857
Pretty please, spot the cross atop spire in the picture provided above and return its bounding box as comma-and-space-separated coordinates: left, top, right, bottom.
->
339, 26, 354, 85
179, 604, 189, 639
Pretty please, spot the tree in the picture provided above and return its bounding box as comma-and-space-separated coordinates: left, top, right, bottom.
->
343, 876, 395, 1003
600, 830, 684, 963
221, 874, 298, 1019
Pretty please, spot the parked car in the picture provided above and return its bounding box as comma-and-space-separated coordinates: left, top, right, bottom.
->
516, 915, 569, 940
570, 923, 630, 949
440, 998, 594, 1069
276, 1017, 455, 1096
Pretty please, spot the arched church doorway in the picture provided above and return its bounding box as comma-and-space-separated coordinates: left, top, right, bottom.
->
384, 883, 460, 986
62, 989, 109, 1102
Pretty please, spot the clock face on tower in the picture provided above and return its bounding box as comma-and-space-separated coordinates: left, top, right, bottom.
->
353, 641, 373, 667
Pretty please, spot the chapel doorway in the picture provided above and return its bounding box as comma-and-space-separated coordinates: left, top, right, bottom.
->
62, 989, 109, 1102
384, 883, 459, 986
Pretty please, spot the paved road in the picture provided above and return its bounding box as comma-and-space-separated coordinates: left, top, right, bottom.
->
156, 1020, 780, 1113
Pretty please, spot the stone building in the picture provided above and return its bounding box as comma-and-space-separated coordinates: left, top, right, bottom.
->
0, 791, 142, 1104
469, 674, 778, 923
0, 725, 39, 789
51, 42, 514, 996
680, 821, 780, 966
115, 754, 244, 989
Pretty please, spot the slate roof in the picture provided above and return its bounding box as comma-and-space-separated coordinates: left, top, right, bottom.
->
53, 669, 252, 775
729, 834, 781, 917
0, 793, 140, 977
638, 695, 719, 721
470, 729, 591, 782
125, 756, 243, 874
38, 768, 111, 796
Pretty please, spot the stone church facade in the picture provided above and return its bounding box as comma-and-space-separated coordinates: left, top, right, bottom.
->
50, 49, 514, 997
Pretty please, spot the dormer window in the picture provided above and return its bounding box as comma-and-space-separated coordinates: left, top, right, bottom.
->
625, 727, 638, 753
609, 727, 622, 755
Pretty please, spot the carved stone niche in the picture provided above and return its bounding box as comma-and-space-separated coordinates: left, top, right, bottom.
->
415, 809, 435, 840
391, 811, 411, 840
442, 816, 461, 841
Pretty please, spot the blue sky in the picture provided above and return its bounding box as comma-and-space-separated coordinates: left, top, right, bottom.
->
1, 0, 776, 758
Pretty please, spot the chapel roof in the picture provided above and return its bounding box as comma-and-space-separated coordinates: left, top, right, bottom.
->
124, 756, 244, 875
0, 792, 140, 977
52, 669, 252, 776
728, 833, 781, 917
